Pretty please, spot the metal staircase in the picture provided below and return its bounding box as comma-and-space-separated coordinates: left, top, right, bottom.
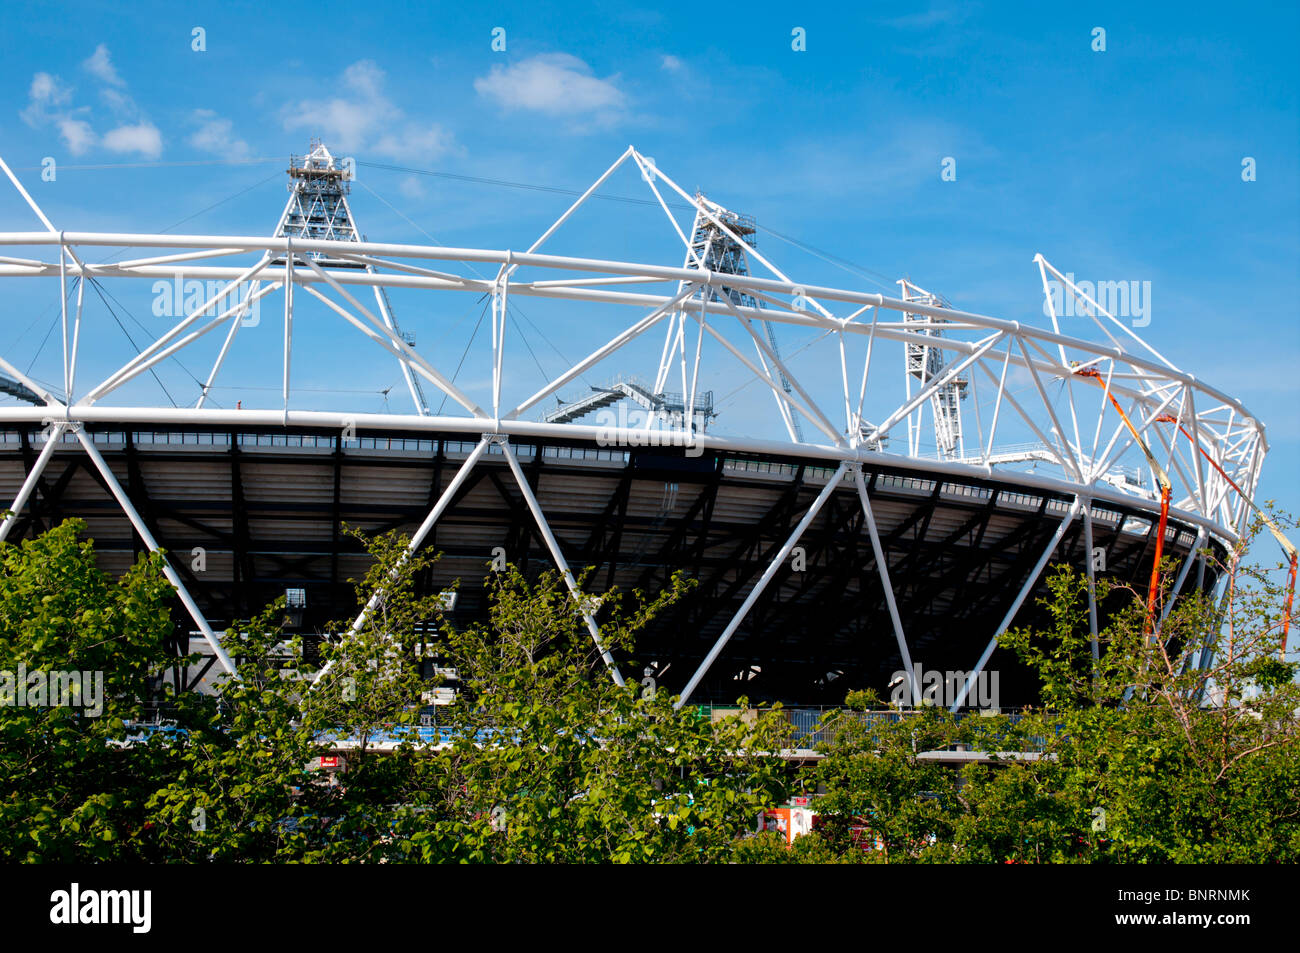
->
0, 374, 41, 405
545, 374, 714, 428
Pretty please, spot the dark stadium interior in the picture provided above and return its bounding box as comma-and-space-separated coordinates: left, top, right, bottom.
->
0, 425, 1222, 707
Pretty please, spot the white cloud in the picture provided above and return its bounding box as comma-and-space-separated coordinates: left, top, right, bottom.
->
20, 46, 161, 159
20, 72, 97, 153
102, 122, 162, 158
26, 72, 72, 110
83, 44, 124, 86
20, 72, 74, 126
661, 54, 684, 72
188, 109, 251, 158
373, 126, 457, 159
397, 176, 425, 199
283, 59, 459, 160
474, 54, 625, 118
885, 6, 975, 29
100, 86, 136, 117
58, 118, 96, 155
341, 60, 383, 99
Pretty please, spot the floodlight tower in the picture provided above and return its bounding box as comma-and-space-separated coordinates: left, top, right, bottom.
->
273, 140, 429, 414
690, 194, 802, 441
899, 278, 966, 459
648, 194, 802, 441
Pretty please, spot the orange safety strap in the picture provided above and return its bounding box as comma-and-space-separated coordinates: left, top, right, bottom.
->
1154, 413, 1298, 653
1074, 368, 1171, 632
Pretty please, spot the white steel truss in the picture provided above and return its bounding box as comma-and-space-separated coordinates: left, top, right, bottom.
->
0, 146, 1272, 704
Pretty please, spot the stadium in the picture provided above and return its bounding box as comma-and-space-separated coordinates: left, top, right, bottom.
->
0, 142, 1270, 708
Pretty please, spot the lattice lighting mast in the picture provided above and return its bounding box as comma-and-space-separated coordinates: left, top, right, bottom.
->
899, 278, 967, 459
684, 194, 802, 441
273, 140, 428, 414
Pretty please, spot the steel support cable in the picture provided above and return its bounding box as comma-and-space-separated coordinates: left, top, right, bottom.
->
356, 158, 906, 296
506, 300, 591, 389
714, 329, 833, 409
92, 168, 284, 268
759, 225, 899, 294
87, 276, 215, 407
355, 163, 937, 420
435, 298, 490, 416
13, 157, 281, 173
507, 311, 553, 390
26, 306, 62, 376
10, 300, 61, 355
85, 279, 178, 407
24, 270, 87, 375
36, 170, 284, 408
358, 179, 592, 392
90, 276, 209, 391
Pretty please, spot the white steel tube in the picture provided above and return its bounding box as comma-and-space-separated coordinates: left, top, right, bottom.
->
75, 429, 238, 677
0, 423, 65, 542
950, 499, 1081, 710
676, 462, 848, 707
500, 440, 625, 685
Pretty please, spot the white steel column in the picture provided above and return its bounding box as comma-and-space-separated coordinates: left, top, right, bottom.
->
851, 466, 921, 705
499, 439, 625, 686
195, 281, 280, 409
282, 239, 294, 417
492, 278, 507, 418
350, 436, 489, 634
0, 353, 58, 408
84, 256, 271, 405
75, 428, 238, 677
298, 257, 486, 418
1082, 503, 1100, 663
512, 146, 635, 272
0, 423, 65, 542
950, 498, 1081, 710
694, 316, 842, 445
676, 461, 849, 708
0, 155, 61, 232
68, 264, 85, 400
507, 283, 696, 420
1159, 527, 1207, 627
312, 435, 491, 688
370, 283, 425, 415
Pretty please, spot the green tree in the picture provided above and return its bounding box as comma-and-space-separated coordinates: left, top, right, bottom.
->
0, 518, 176, 861
143, 598, 337, 862
809, 690, 969, 862
147, 526, 793, 863
993, 514, 1300, 862
392, 564, 792, 863
800, 512, 1299, 864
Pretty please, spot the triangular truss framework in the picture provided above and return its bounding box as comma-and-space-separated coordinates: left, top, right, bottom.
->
0, 147, 1272, 705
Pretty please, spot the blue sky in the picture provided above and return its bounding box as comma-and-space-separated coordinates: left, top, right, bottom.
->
1, 1, 1297, 582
